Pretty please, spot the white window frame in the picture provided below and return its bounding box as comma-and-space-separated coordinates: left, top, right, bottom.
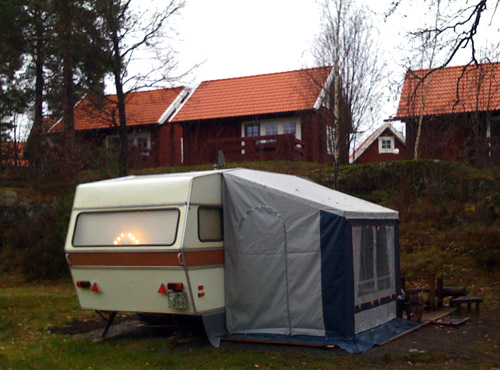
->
106, 131, 152, 153
283, 121, 297, 135
264, 123, 279, 136
378, 136, 394, 153
242, 117, 302, 140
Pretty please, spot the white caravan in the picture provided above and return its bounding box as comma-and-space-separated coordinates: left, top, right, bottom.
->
65, 171, 226, 336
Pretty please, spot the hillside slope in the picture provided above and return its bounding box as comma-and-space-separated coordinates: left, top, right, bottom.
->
1, 160, 499, 306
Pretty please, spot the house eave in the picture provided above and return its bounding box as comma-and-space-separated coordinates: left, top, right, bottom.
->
173, 109, 316, 125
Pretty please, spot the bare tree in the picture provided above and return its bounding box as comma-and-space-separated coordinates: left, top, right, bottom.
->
409, 1, 443, 159
397, 1, 500, 162
389, 0, 498, 68
309, 0, 385, 187
95, 0, 186, 176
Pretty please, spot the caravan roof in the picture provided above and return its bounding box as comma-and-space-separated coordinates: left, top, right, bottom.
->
72, 170, 228, 209
73, 168, 396, 219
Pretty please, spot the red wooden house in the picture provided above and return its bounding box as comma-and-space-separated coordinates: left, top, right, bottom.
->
350, 123, 406, 164
48, 87, 189, 166
170, 67, 335, 165
395, 62, 500, 165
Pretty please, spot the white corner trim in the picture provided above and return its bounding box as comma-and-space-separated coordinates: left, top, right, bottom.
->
47, 97, 86, 133
158, 87, 192, 124
314, 67, 335, 110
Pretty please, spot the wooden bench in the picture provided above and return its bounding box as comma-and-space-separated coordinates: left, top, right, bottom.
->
451, 296, 483, 314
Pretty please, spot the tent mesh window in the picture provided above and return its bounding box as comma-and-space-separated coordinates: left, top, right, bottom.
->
357, 226, 393, 299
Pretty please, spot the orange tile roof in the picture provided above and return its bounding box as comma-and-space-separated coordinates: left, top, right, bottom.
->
171, 67, 332, 122
51, 87, 185, 132
396, 62, 500, 119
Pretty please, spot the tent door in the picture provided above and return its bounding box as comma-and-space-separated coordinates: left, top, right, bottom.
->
228, 206, 291, 334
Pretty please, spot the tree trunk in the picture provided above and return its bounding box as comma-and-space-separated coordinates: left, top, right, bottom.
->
110, 5, 128, 177
27, 5, 46, 173
62, 1, 75, 140
414, 75, 433, 160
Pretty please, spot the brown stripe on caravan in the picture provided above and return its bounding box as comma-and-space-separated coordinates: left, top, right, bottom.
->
67, 249, 224, 267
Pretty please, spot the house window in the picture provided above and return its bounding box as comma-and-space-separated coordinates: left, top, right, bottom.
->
245, 123, 260, 137
488, 118, 500, 137
136, 136, 149, 149
241, 118, 302, 140
356, 225, 393, 298
378, 136, 394, 153
283, 122, 296, 135
265, 123, 279, 136
106, 132, 151, 154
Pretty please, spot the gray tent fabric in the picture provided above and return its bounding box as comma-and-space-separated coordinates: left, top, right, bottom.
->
229, 206, 290, 334
223, 170, 325, 335
222, 168, 400, 343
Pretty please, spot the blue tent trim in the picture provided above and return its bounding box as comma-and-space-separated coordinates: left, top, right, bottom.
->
222, 318, 420, 353
319, 211, 354, 337
355, 294, 398, 313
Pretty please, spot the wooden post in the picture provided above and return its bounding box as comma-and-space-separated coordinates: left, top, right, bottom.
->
428, 274, 436, 311
437, 277, 443, 308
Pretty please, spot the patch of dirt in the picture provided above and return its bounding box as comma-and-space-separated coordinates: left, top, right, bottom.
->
50, 313, 208, 347
49, 313, 139, 336
50, 306, 500, 364
362, 306, 500, 362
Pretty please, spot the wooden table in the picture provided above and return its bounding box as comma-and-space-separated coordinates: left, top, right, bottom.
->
451, 296, 483, 314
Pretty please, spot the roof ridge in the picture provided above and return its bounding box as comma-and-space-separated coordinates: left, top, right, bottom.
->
408, 61, 500, 75
98, 86, 185, 100
200, 66, 332, 84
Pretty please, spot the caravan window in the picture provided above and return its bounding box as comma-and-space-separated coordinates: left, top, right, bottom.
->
73, 209, 180, 247
354, 225, 394, 301
198, 207, 223, 242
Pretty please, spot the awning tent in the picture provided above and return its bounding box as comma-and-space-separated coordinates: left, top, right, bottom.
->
220, 169, 408, 352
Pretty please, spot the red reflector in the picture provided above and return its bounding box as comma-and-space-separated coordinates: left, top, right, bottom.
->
198, 285, 204, 291
91, 283, 100, 293
158, 283, 168, 294
76, 281, 91, 288
198, 292, 205, 297
167, 283, 183, 292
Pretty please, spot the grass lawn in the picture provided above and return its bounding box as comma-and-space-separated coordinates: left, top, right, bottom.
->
0, 279, 368, 370
1, 279, 499, 369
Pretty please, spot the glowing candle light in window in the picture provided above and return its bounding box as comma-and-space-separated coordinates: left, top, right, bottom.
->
113, 232, 140, 245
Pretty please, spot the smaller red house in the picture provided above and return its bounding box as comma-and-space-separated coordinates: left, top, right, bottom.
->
350, 123, 406, 164
48, 87, 189, 167
170, 67, 335, 165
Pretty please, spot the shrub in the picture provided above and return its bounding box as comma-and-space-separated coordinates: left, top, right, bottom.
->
456, 225, 500, 269
1, 193, 73, 280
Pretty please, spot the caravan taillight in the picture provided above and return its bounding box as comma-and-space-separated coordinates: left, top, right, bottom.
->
167, 283, 184, 292
76, 281, 91, 288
